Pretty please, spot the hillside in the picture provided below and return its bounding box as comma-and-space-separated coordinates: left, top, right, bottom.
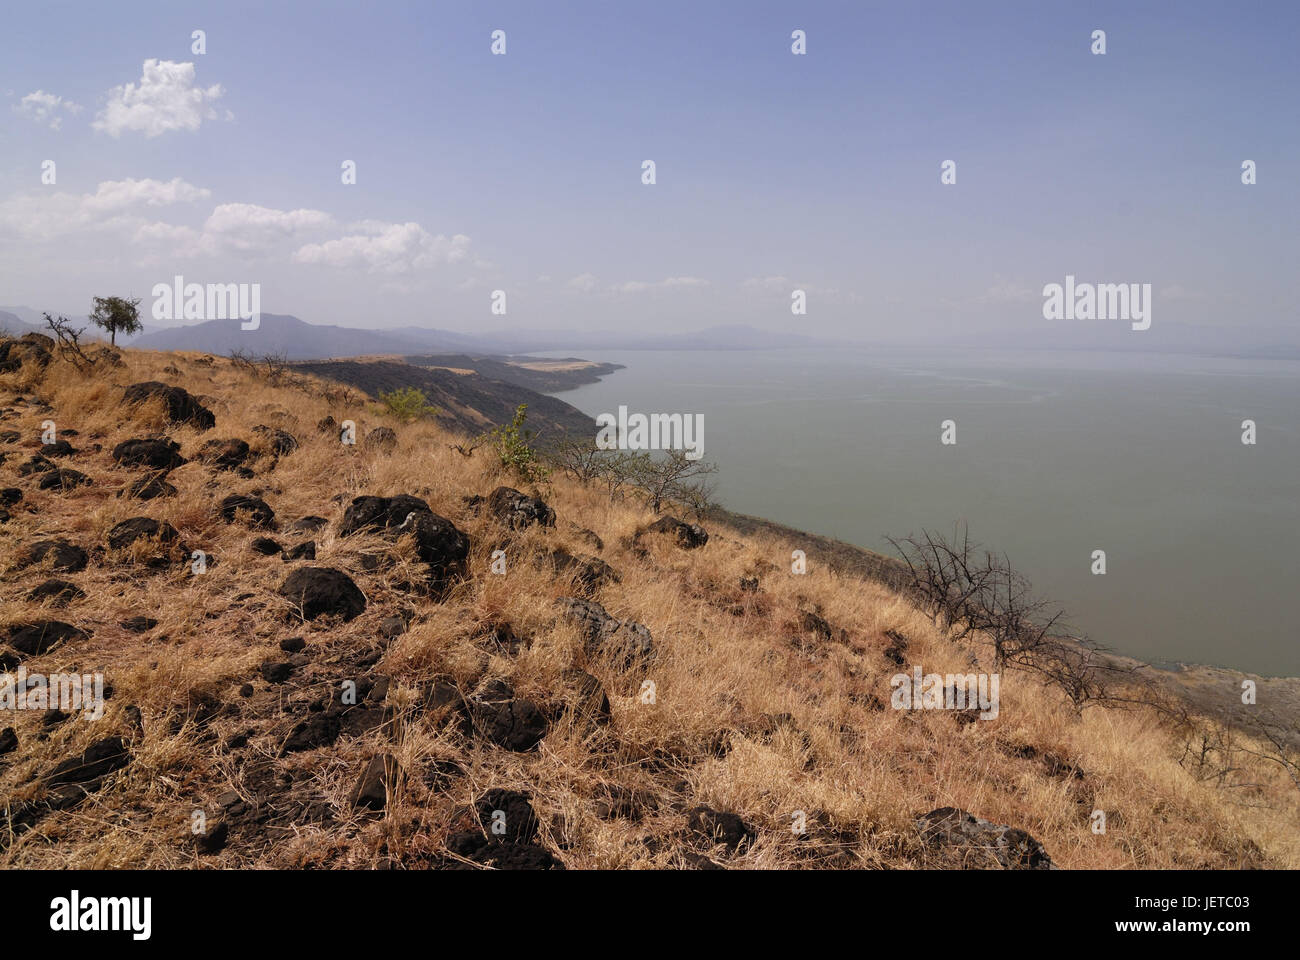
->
1, 333, 1297, 869
289, 358, 597, 441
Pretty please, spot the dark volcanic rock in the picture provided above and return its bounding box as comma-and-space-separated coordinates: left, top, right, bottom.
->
220, 493, 275, 528
41, 439, 76, 457
260, 661, 294, 684
0, 487, 21, 506
554, 597, 654, 669
558, 669, 612, 727
279, 567, 366, 621
543, 549, 620, 593
38, 468, 91, 491
364, 427, 397, 452
349, 754, 402, 810
486, 486, 556, 530
283, 540, 316, 561
253, 425, 298, 455
281, 712, 342, 754
339, 494, 469, 586
422, 676, 474, 737
476, 788, 539, 843
107, 516, 180, 551
0, 727, 16, 756
250, 536, 284, 556
113, 437, 186, 471
198, 438, 250, 471
122, 381, 215, 429
915, 807, 1056, 870
46, 736, 130, 787
471, 694, 548, 752
27, 579, 85, 605
126, 473, 177, 500
6, 620, 87, 656
17, 454, 54, 476
444, 831, 564, 870
645, 515, 709, 549
687, 805, 756, 852
119, 616, 158, 633
20, 540, 88, 573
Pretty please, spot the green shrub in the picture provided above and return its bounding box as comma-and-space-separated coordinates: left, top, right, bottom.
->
379, 386, 438, 423
488, 404, 550, 483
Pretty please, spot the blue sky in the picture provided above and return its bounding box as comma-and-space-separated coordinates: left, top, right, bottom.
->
1, 0, 1296, 345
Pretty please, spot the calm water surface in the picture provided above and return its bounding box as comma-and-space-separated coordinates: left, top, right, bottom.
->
547, 347, 1300, 676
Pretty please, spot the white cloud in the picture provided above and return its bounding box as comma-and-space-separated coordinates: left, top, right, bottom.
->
743, 275, 791, 292
567, 272, 599, 293
293, 222, 470, 274
93, 60, 229, 138
612, 276, 710, 294
14, 90, 81, 130
978, 277, 1036, 304
202, 203, 333, 255
0, 177, 209, 242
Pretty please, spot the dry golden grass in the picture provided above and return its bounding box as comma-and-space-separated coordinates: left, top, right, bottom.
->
0, 345, 1296, 869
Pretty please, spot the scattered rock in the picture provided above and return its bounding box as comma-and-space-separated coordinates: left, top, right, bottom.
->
471, 691, 548, 752
687, 805, 756, 852
915, 807, 1055, 870
27, 578, 85, 605
250, 536, 283, 556
220, 493, 276, 528
5, 620, 88, 656
486, 486, 555, 529
122, 382, 215, 429
444, 831, 564, 870
253, 425, 298, 455
126, 473, 177, 500
112, 437, 186, 471
119, 616, 158, 633
38, 468, 91, 491
644, 516, 709, 549
283, 540, 315, 561
349, 754, 402, 810
279, 567, 366, 621
260, 661, 294, 684
364, 427, 397, 452
17, 454, 54, 476
45, 736, 130, 788
107, 516, 180, 552
195, 821, 229, 854
279, 636, 306, 653
0, 487, 20, 506
554, 596, 654, 668
41, 439, 76, 457
339, 494, 469, 587
198, 438, 250, 471
476, 788, 539, 843
18, 539, 88, 574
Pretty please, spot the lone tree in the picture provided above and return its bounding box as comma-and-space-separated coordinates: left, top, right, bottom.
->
89, 296, 142, 346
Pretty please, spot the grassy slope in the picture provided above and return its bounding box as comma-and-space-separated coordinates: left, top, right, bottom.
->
0, 345, 1296, 869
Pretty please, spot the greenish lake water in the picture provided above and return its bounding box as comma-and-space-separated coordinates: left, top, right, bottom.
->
552, 347, 1300, 677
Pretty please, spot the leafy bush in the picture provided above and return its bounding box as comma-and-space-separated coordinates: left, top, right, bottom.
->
379, 386, 439, 423
488, 404, 550, 483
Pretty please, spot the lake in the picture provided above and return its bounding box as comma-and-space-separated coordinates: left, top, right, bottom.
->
548, 347, 1300, 677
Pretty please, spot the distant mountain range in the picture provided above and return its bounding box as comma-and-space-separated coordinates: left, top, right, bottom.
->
5, 303, 1296, 361
121, 314, 825, 359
